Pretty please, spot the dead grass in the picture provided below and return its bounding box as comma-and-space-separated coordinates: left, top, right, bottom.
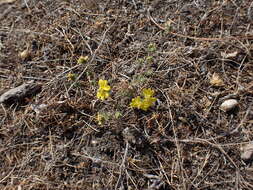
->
0, 0, 253, 189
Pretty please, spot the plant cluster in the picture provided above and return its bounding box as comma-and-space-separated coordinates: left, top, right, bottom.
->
77, 55, 89, 64
95, 79, 156, 111
96, 79, 111, 100
130, 88, 157, 111
67, 72, 76, 81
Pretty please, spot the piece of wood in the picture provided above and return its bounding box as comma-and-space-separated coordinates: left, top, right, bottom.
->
0, 82, 42, 105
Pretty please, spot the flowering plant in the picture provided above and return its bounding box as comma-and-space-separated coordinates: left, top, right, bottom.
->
97, 79, 111, 100
130, 88, 157, 111
67, 73, 76, 81
77, 56, 89, 64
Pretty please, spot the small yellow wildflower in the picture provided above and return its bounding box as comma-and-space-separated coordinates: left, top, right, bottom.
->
142, 88, 155, 98
98, 79, 111, 91
77, 56, 89, 64
67, 73, 76, 81
96, 79, 111, 100
130, 88, 157, 111
130, 96, 142, 109
97, 89, 110, 100
140, 97, 157, 111
146, 56, 153, 64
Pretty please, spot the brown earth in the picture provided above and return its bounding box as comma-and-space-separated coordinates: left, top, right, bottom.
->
0, 0, 253, 189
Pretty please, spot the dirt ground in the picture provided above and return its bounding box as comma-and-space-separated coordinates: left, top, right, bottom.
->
0, 0, 253, 189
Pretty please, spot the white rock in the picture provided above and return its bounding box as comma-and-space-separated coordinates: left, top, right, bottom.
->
19, 49, 30, 60
241, 142, 253, 162
220, 99, 238, 112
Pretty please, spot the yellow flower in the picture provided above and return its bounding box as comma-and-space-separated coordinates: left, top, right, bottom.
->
97, 89, 110, 100
97, 79, 111, 100
67, 73, 76, 81
142, 88, 155, 98
140, 97, 157, 111
130, 88, 157, 111
130, 96, 143, 109
77, 56, 89, 64
98, 79, 111, 91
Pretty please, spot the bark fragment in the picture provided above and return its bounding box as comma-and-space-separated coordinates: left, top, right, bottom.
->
0, 82, 42, 105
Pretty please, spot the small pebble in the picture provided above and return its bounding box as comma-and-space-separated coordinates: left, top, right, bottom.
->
220, 99, 238, 112
241, 142, 253, 163
19, 49, 30, 60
